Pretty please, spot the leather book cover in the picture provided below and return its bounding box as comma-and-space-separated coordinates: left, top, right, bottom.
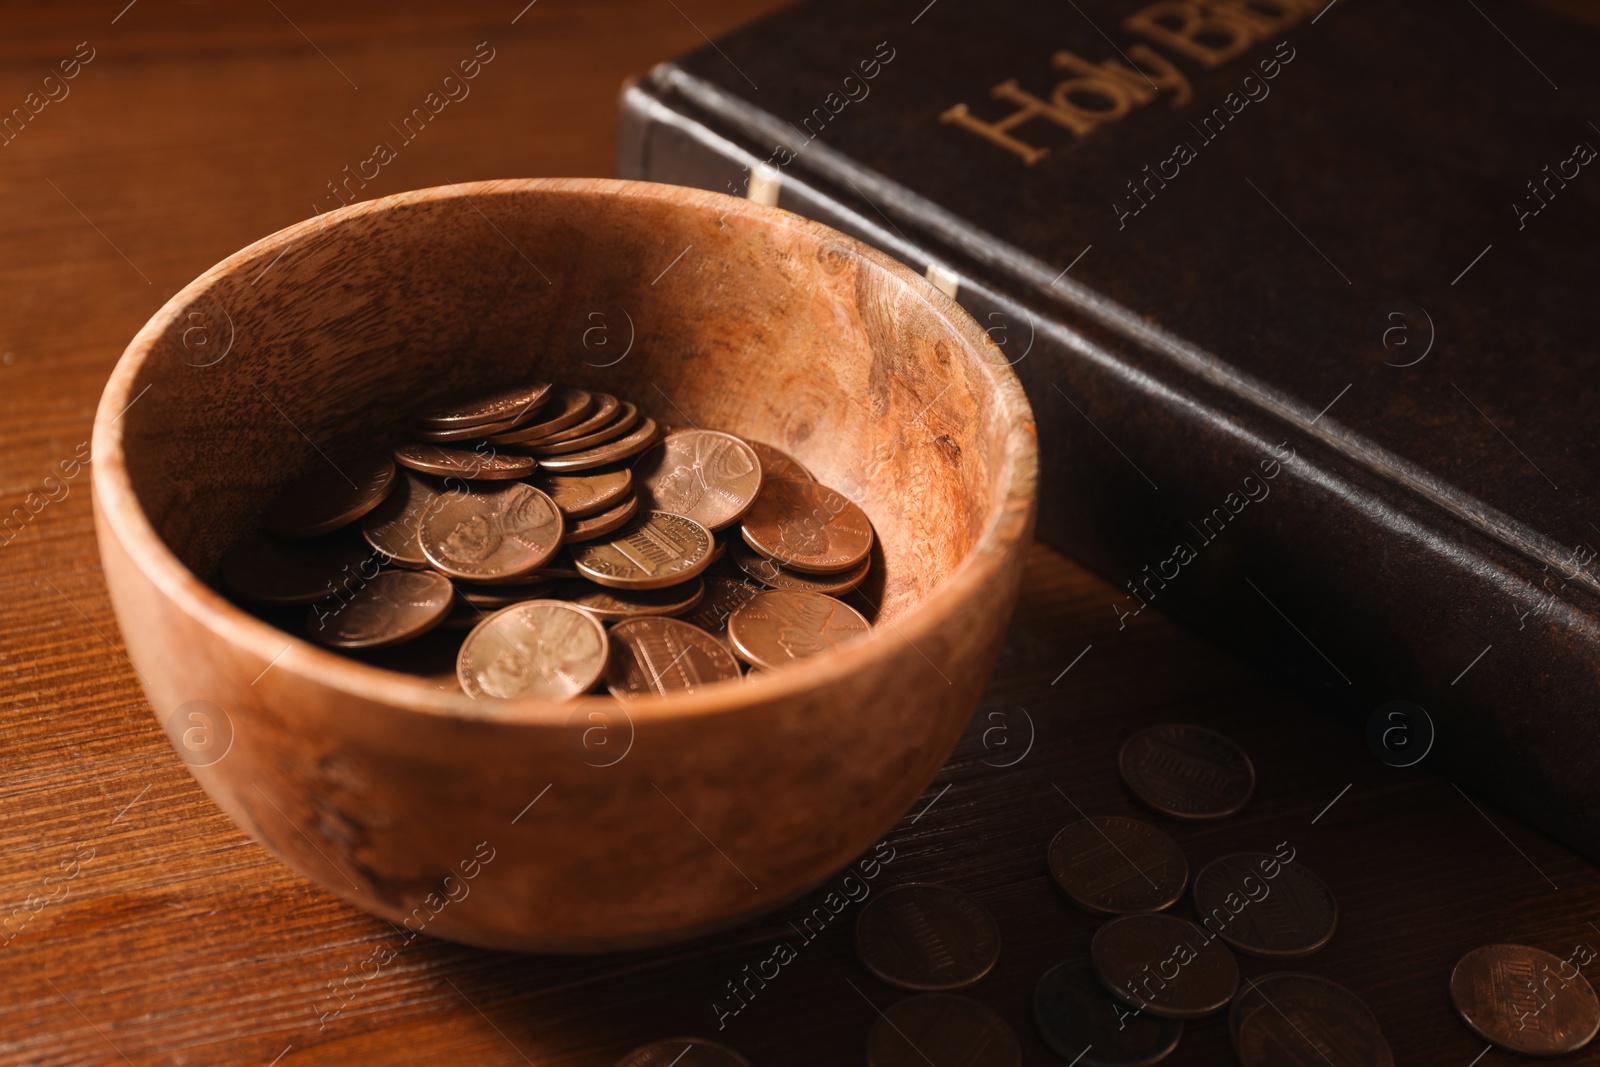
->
616, 0, 1600, 860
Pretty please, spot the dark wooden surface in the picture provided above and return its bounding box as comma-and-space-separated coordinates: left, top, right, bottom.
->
2, 3, 1597, 1064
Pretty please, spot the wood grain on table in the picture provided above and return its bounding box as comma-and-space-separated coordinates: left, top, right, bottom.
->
1, 2, 1596, 1064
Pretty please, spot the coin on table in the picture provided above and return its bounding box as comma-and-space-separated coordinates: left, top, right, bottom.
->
570, 510, 713, 590
1091, 914, 1239, 1019
746, 438, 814, 483
864, 993, 1020, 1067
360, 470, 443, 568
453, 578, 553, 609
1034, 957, 1183, 1067
261, 452, 396, 539
679, 576, 762, 641
634, 430, 763, 531
220, 530, 378, 605
1450, 943, 1600, 1056
522, 392, 619, 446
538, 417, 660, 472
855, 883, 1001, 991
1234, 973, 1394, 1066
533, 468, 633, 519
563, 492, 640, 543
1048, 816, 1188, 916
606, 617, 741, 698
739, 478, 873, 573
456, 599, 609, 700
1117, 724, 1255, 821
393, 443, 538, 481
413, 380, 552, 430
1191, 852, 1336, 959
730, 538, 869, 596
487, 387, 594, 445
556, 579, 705, 623
615, 1038, 751, 1067
528, 401, 641, 455
418, 482, 563, 581
726, 589, 870, 671
305, 569, 454, 650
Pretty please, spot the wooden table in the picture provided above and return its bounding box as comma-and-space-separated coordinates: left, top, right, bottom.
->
3, 2, 1597, 1064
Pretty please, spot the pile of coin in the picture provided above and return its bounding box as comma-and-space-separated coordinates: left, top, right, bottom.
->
217, 379, 878, 699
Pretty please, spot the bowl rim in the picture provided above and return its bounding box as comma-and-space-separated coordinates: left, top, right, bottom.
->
91, 178, 1038, 727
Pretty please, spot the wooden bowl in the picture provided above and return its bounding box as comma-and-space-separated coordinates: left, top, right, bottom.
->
91, 179, 1037, 952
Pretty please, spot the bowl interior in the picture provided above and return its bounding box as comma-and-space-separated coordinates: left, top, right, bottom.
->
112, 179, 1020, 694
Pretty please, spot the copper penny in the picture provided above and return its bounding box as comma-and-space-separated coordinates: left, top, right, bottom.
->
563, 492, 640, 543
726, 590, 870, 671
393, 443, 538, 481
1192, 852, 1336, 959
855, 883, 1001, 991
731, 538, 869, 596
556, 579, 705, 623
1090, 913, 1239, 1020
409, 414, 523, 443
528, 401, 641, 455
864, 993, 1020, 1067
570, 510, 712, 590
418, 483, 563, 581
1034, 957, 1183, 1067
606, 617, 741, 699
305, 569, 453, 650
746, 438, 814, 482
679, 576, 762, 641
414, 380, 552, 429
538, 417, 660, 472
1234, 973, 1394, 1066
739, 478, 873, 573
260, 452, 395, 539
1118, 724, 1255, 821
634, 430, 763, 531
360, 470, 443, 568
532, 468, 634, 518
486, 387, 594, 444
614, 1039, 751, 1067
1048, 817, 1188, 916
1450, 943, 1600, 1056
453, 578, 553, 608
456, 599, 609, 700
522, 392, 619, 446
219, 530, 378, 606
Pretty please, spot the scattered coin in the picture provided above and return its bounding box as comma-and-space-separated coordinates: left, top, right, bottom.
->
634, 430, 764, 531
1090, 913, 1239, 1020
563, 492, 640, 543
220, 530, 379, 606
260, 452, 396, 539
523, 392, 619, 446
1234, 972, 1394, 1066
306, 569, 454, 650
538, 416, 660, 472
570, 510, 713, 590
739, 478, 874, 573
726, 589, 870, 671
1191, 852, 1336, 959
730, 538, 869, 595
556, 579, 705, 623
414, 380, 553, 429
486, 387, 594, 444
864, 993, 1021, 1067
393, 443, 538, 480
456, 600, 609, 700
1450, 943, 1600, 1056
1034, 957, 1183, 1067
528, 401, 641, 455
614, 1038, 751, 1067
360, 470, 443, 568
679, 576, 762, 642
533, 468, 634, 518
606, 617, 741, 698
454, 578, 553, 609
855, 883, 1001, 991
418, 482, 563, 581
1048, 816, 1188, 916
746, 438, 814, 482
1118, 724, 1255, 821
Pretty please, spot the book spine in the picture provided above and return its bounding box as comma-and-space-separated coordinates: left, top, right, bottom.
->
618, 80, 1600, 863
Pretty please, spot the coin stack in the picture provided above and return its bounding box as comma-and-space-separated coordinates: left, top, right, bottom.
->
217, 380, 878, 700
